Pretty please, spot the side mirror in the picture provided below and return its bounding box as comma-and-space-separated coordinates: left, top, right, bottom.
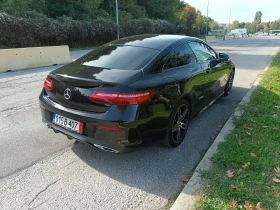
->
219, 53, 229, 61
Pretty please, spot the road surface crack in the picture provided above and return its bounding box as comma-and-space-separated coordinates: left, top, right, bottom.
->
27, 180, 59, 206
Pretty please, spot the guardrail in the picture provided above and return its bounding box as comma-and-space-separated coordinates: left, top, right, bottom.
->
0, 45, 72, 73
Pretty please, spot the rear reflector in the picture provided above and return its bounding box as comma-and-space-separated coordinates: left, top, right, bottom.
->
97, 125, 122, 131
44, 78, 53, 91
90, 90, 155, 105
79, 122, 84, 133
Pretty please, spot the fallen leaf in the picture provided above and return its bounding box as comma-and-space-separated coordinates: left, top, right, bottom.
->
275, 192, 280, 198
229, 197, 237, 208
243, 162, 251, 169
247, 132, 252, 136
180, 176, 189, 182
210, 135, 216, 140
273, 177, 280, 183
231, 184, 241, 191
250, 153, 257, 157
243, 201, 254, 210
269, 86, 274, 90
262, 126, 269, 128
274, 167, 280, 177
243, 123, 249, 128
255, 202, 266, 210
236, 168, 243, 174
226, 170, 235, 178
237, 140, 242, 146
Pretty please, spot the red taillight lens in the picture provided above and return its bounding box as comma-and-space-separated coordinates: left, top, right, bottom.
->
90, 90, 155, 105
44, 78, 53, 91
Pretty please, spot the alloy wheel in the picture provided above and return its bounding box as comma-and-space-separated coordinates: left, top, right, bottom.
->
171, 104, 189, 143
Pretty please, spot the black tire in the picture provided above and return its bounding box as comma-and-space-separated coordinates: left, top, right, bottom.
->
223, 70, 235, 96
162, 100, 190, 147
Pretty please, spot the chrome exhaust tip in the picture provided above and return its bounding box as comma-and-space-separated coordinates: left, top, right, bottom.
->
93, 144, 120, 153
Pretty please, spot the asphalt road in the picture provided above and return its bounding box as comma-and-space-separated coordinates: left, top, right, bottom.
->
0, 37, 279, 210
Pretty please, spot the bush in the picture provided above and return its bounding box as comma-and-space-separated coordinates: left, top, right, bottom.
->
0, 12, 177, 48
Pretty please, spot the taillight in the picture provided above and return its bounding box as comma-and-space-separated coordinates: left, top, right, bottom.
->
90, 90, 155, 105
44, 78, 53, 91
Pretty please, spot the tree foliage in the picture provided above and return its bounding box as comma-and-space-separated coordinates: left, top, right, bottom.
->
254, 11, 262, 23
209, 20, 219, 30
0, 0, 220, 48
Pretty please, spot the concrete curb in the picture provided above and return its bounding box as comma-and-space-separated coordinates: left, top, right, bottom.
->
169, 49, 278, 210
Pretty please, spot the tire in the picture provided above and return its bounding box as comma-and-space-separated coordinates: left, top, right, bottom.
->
162, 100, 190, 147
223, 70, 235, 96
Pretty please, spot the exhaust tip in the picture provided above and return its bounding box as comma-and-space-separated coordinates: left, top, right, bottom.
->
94, 144, 120, 153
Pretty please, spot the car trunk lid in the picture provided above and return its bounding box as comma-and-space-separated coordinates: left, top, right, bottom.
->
45, 63, 143, 113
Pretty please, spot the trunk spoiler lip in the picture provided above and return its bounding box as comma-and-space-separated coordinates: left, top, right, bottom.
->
50, 69, 144, 86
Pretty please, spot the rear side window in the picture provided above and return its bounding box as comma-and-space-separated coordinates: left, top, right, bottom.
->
188, 42, 216, 62
77, 45, 159, 70
163, 43, 197, 70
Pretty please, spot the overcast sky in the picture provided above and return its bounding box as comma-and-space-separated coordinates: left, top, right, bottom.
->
185, 0, 280, 23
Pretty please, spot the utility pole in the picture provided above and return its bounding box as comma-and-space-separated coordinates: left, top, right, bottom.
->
228, 8, 233, 33
206, 0, 209, 36
116, 0, 119, 39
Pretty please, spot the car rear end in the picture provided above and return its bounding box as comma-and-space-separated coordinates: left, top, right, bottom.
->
39, 44, 160, 153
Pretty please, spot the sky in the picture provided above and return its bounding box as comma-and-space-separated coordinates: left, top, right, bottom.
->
185, 0, 280, 23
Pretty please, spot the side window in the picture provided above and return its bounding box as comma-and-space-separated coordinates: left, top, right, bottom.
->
188, 42, 217, 62
163, 43, 197, 70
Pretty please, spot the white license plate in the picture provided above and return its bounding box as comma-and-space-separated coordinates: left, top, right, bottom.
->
52, 113, 84, 133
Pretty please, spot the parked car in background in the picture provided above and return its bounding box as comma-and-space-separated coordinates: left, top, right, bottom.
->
270, 30, 280, 35
39, 35, 235, 153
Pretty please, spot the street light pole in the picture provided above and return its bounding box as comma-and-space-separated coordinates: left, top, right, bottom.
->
206, 0, 209, 36
229, 8, 232, 26
116, 0, 119, 39
228, 8, 233, 33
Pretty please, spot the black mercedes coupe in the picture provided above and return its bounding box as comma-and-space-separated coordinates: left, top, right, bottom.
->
39, 34, 235, 153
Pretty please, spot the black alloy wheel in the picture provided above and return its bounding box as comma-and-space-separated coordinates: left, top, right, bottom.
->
223, 71, 234, 96
163, 100, 190, 147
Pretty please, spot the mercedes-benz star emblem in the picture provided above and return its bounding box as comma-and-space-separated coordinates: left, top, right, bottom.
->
64, 88, 71, 100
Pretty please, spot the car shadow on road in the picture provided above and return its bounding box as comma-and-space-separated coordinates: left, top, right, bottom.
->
71, 86, 249, 199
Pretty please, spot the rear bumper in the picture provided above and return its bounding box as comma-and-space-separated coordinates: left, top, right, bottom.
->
39, 91, 168, 153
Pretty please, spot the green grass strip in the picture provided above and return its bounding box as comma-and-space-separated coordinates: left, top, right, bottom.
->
195, 51, 280, 210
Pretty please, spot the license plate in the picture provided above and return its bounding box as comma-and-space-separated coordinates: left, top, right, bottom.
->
52, 113, 84, 133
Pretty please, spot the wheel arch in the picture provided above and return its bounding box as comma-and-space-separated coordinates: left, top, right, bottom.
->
183, 95, 193, 117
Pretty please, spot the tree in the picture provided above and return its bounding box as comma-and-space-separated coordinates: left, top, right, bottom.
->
181, 5, 197, 35
195, 10, 205, 35
257, 22, 265, 32
239, 22, 245, 28
228, 20, 240, 31
209, 20, 219, 30
254, 11, 262, 23
245, 22, 254, 33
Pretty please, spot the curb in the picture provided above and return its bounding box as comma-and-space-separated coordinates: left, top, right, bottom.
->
169, 49, 278, 210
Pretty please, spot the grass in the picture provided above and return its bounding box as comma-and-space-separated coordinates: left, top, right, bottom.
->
194, 51, 280, 210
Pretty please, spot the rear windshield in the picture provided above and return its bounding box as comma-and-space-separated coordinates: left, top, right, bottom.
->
77, 45, 159, 70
